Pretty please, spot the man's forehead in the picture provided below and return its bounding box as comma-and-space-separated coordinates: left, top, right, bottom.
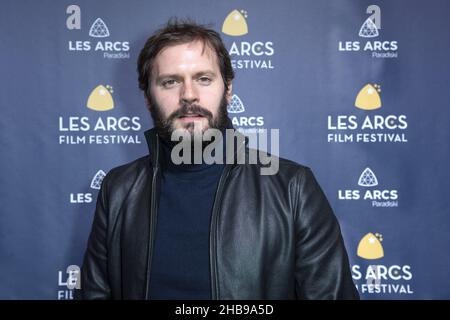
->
153, 40, 219, 73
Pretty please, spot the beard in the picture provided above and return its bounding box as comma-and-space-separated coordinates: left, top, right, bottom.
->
148, 92, 229, 146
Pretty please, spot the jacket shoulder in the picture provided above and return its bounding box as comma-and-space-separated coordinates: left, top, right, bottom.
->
245, 146, 311, 178
271, 156, 316, 191
277, 156, 309, 172
101, 155, 151, 192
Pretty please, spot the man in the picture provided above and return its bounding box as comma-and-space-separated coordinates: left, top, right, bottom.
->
75, 20, 359, 300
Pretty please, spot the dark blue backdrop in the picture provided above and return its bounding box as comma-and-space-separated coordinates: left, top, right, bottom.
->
1, 0, 449, 299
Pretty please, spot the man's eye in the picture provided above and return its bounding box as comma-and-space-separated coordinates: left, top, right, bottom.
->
198, 77, 212, 85
162, 79, 178, 88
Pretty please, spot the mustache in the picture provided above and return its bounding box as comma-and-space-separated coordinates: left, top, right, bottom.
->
167, 103, 213, 122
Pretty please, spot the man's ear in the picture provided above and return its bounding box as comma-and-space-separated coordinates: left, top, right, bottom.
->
226, 82, 233, 104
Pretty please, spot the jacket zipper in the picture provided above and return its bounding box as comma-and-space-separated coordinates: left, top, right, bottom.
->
209, 137, 246, 299
144, 137, 160, 299
209, 165, 232, 300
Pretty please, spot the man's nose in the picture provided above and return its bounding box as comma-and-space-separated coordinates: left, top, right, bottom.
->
180, 80, 199, 105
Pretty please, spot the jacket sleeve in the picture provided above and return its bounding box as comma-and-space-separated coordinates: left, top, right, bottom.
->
293, 167, 359, 300
74, 175, 112, 300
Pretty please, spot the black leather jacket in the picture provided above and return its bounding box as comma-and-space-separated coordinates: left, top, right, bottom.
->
75, 128, 359, 300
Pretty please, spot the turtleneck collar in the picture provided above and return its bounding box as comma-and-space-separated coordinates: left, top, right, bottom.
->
158, 133, 226, 173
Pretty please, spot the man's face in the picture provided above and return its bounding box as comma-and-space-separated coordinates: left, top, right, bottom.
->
148, 40, 231, 142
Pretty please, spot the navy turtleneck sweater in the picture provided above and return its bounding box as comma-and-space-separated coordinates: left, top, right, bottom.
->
148, 137, 225, 299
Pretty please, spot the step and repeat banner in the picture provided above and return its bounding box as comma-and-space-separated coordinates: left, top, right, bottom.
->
1, 0, 449, 299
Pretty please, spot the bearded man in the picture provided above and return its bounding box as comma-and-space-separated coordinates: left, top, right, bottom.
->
75, 20, 358, 300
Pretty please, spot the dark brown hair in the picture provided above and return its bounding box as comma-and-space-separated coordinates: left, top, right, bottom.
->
137, 18, 234, 99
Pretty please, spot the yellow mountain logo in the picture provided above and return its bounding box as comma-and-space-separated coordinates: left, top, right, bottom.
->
87, 85, 114, 111
222, 9, 248, 36
357, 232, 384, 259
355, 83, 381, 110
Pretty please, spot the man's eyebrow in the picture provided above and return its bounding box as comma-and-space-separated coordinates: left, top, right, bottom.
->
155, 74, 182, 82
155, 71, 218, 82
193, 70, 217, 77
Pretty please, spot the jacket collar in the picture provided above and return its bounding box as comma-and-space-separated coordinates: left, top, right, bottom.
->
144, 127, 160, 169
